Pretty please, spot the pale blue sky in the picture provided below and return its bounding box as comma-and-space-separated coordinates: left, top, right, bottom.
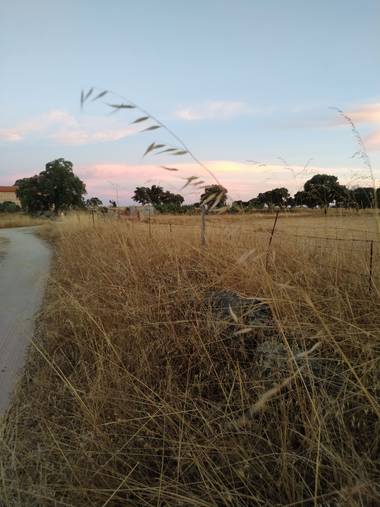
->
1, 0, 379, 203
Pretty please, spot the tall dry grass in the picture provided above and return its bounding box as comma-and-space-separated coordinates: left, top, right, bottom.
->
0, 213, 45, 229
1, 213, 379, 506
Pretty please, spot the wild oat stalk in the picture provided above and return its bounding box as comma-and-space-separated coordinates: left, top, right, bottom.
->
331, 107, 378, 210
81, 87, 226, 210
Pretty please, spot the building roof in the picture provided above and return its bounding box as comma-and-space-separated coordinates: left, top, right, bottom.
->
0, 186, 17, 192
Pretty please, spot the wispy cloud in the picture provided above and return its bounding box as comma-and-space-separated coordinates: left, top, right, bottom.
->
175, 101, 252, 121
0, 110, 138, 146
51, 127, 137, 146
0, 110, 75, 142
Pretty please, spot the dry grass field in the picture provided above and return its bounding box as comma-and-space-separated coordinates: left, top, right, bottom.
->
0, 213, 45, 229
1, 210, 380, 506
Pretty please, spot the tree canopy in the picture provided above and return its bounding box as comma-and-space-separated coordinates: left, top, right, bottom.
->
132, 185, 184, 208
254, 187, 290, 208
16, 159, 86, 214
200, 184, 228, 208
86, 197, 103, 208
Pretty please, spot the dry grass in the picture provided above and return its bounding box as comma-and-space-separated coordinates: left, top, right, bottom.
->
1, 211, 380, 506
0, 213, 45, 229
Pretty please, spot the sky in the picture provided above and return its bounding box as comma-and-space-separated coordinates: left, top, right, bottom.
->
0, 0, 379, 204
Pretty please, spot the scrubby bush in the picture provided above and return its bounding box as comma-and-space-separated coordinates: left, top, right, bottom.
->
0, 201, 21, 213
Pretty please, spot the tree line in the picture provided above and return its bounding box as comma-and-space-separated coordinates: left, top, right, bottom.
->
3, 158, 379, 215
133, 175, 379, 212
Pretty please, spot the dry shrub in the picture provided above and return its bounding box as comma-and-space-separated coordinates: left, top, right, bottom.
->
1, 215, 380, 506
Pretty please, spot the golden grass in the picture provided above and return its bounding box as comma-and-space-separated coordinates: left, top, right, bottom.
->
0, 213, 45, 229
1, 211, 380, 506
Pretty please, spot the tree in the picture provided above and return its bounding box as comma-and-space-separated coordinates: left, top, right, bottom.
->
15, 175, 50, 213
252, 188, 290, 208
303, 174, 343, 208
248, 197, 264, 209
40, 159, 86, 214
294, 190, 317, 208
16, 159, 86, 214
86, 197, 103, 208
351, 187, 376, 208
200, 184, 228, 208
231, 200, 250, 212
132, 185, 184, 208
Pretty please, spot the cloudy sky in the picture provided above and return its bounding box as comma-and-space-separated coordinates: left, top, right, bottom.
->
1, 0, 379, 204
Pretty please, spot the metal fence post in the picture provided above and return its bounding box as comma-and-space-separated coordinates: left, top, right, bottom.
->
200, 206, 206, 249
369, 240, 374, 292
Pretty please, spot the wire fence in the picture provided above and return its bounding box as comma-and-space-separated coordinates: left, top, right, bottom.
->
146, 216, 380, 290
89, 210, 380, 289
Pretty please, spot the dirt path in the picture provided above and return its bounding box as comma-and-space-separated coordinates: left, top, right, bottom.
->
0, 227, 51, 416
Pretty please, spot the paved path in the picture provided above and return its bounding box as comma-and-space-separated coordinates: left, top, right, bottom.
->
0, 227, 51, 416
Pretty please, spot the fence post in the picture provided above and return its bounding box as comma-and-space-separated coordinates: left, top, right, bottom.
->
148, 207, 152, 238
265, 209, 280, 270
91, 209, 95, 225
169, 223, 172, 233
200, 206, 206, 249
369, 240, 374, 292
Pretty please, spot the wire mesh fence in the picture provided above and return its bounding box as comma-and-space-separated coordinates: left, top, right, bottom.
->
145, 216, 380, 289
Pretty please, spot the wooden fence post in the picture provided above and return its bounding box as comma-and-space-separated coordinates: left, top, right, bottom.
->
265, 209, 280, 270
148, 207, 152, 238
200, 206, 206, 249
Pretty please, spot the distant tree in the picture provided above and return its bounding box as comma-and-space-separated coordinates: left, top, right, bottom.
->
86, 197, 103, 208
132, 185, 184, 208
231, 200, 250, 212
161, 191, 184, 207
248, 197, 264, 209
351, 187, 377, 208
253, 188, 290, 208
200, 184, 228, 208
303, 174, 343, 208
286, 196, 296, 208
335, 185, 354, 208
294, 190, 317, 208
16, 159, 86, 214
109, 200, 117, 207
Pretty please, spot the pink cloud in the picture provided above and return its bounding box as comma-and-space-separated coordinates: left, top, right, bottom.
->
365, 129, 380, 151
0, 110, 138, 145
347, 102, 380, 124
329, 102, 380, 152
77, 160, 367, 204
